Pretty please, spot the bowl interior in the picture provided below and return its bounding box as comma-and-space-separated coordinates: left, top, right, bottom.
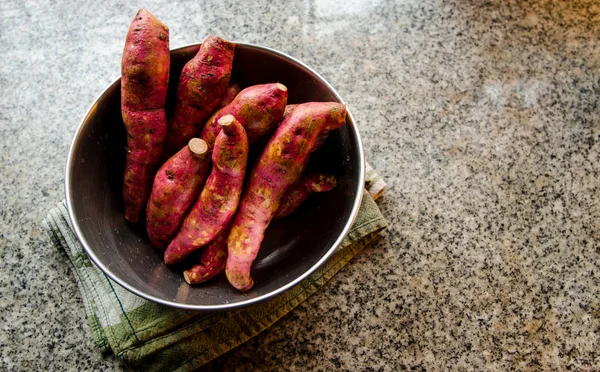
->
66, 43, 363, 309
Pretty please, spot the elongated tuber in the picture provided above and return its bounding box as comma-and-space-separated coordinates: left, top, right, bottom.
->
164, 35, 234, 156
146, 138, 210, 249
183, 228, 229, 284
226, 102, 347, 291
164, 115, 249, 265
200, 83, 288, 148
189, 172, 336, 283
273, 173, 337, 219
283, 104, 329, 152
121, 9, 170, 223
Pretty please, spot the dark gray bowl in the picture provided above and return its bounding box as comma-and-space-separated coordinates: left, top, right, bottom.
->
65, 43, 364, 310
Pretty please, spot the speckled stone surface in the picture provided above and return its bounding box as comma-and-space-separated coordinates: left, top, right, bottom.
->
1, 0, 599, 370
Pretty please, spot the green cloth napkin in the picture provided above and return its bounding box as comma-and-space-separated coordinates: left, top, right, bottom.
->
43, 188, 386, 371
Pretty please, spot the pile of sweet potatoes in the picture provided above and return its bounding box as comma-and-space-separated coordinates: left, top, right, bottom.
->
120, 9, 347, 291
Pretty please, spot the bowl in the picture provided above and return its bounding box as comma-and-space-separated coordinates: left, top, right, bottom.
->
65, 42, 364, 310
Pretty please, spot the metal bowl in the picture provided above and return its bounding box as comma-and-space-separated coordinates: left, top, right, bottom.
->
65, 43, 364, 310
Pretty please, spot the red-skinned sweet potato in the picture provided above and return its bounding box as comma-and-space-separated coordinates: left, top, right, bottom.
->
282, 103, 297, 118
164, 115, 249, 265
121, 9, 170, 223
273, 173, 337, 219
200, 83, 288, 148
183, 228, 229, 284
146, 138, 210, 249
190, 172, 336, 283
283, 104, 329, 152
164, 35, 235, 156
226, 102, 347, 291
218, 82, 241, 109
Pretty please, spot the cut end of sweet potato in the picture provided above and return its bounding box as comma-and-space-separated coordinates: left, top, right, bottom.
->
218, 114, 239, 136
188, 138, 208, 156
183, 270, 192, 285
275, 83, 287, 92
218, 114, 235, 127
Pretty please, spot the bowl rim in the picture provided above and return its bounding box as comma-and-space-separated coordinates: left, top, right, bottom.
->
65, 41, 365, 311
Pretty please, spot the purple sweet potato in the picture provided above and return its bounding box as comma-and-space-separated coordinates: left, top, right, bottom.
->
121, 9, 170, 223
164, 35, 235, 156
200, 83, 288, 148
146, 138, 210, 249
226, 102, 347, 291
164, 115, 248, 265
217, 82, 241, 109
183, 228, 229, 284
283, 104, 329, 152
273, 173, 337, 219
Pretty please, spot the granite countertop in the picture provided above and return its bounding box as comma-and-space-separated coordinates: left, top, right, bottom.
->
2, 0, 599, 370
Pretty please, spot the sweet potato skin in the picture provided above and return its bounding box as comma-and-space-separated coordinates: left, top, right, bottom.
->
193, 172, 336, 279
226, 102, 347, 291
121, 9, 170, 111
282, 103, 297, 119
183, 229, 229, 284
121, 9, 170, 223
283, 104, 329, 152
200, 83, 288, 148
218, 83, 241, 109
164, 117, 248, 265
146, 139, 210, 249
164, 35, 235, 156
312, 130, 330, 152
273, 173, 337, 219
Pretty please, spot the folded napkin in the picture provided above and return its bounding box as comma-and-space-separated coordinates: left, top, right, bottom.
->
43, 166, 387, 371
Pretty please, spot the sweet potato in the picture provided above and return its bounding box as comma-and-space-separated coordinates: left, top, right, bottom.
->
183, 228, 229, 284
190, 173, 336, 283
146, 138, 210, 249
164, 35, 235, 156
200, 83, 288, 148
273, 173, 337, 219
283, 104, 329, 152
164, 115, 248, 265
282, 103, 297, 118
121, 9, 170, 223
218, 82, 241, 109
226, 102, 347, 291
